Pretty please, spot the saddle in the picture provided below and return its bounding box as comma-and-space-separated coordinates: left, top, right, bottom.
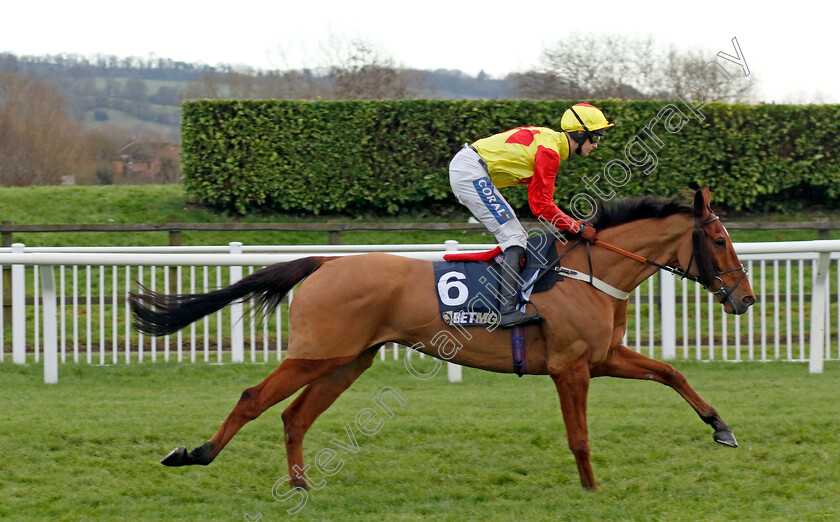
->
432, 233, 632, 377
432, 234, 569, 377
433, 234, 563, 328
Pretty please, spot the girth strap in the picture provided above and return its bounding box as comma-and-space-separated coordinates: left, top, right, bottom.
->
511, 326, 526, 377
555, 267, 631, 300
521, 238, 631, 301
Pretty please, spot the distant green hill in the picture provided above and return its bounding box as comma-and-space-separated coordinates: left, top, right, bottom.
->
0, 52, 514, 141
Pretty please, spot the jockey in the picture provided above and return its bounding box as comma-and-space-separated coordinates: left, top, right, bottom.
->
448, 102, 613, 328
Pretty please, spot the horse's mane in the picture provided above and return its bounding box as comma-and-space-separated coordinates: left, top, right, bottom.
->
589, 196, 693, 230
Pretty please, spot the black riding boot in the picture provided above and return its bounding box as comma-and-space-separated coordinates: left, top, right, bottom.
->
498, 246, 542, 328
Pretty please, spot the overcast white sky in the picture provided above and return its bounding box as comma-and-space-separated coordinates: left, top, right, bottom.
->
2, 0, 837, 103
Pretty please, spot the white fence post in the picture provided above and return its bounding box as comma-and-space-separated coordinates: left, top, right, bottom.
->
660, 272, 676, 360
12, 243, 25, 364
41, 266, 58, 384
229, 242, 244, 363
444, 240, 463, 383
809, 252, 830, 374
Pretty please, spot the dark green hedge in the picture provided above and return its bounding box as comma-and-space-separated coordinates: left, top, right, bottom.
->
182, 99, 840, 216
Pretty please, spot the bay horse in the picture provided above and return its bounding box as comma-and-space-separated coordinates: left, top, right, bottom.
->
129, 187, 755, 491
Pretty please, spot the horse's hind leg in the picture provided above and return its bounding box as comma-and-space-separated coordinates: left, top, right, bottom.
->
281, 346, 381, 489
161, 355, 356, 467
590, 344, 737, 447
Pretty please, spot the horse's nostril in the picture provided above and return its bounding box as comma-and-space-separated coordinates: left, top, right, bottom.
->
742, 295, 756, 306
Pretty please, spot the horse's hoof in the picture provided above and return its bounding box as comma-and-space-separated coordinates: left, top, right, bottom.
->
290, 478, 310, 491
161, 446, 189, 466
713, 429, 738, 448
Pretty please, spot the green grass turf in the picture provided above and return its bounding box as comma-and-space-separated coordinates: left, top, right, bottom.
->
1, 359, 838, 521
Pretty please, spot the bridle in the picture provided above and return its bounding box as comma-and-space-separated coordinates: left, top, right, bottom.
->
592, 213, 748, 304
683, 214, 749, 302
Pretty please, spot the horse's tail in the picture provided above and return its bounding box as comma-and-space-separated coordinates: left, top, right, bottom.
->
129, 256, 336, 337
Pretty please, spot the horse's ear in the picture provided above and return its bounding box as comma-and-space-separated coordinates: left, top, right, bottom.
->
694, 187, 711, 216
693, 189, 704, 216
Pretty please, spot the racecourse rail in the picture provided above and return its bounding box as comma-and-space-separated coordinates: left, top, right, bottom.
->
2, 220, 838, 245
1, 239, 839, 383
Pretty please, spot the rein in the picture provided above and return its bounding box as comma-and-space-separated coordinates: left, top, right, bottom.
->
593, 237, 701, 282
592, 213, 748, 302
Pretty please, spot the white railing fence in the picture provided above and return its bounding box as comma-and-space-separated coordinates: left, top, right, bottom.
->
1, 241, 481, 384
641, 246, 838, 374
2, 240, 839, 383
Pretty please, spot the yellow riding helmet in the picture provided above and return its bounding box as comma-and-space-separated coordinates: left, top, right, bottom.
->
561, 103, 614, 134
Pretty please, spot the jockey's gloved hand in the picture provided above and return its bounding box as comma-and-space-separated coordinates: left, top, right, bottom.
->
576, 223, 597, 242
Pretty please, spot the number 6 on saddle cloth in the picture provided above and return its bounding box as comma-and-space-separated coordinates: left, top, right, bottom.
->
433, 233, 562, 328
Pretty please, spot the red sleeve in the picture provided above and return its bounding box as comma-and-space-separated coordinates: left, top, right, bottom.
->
527, 145, 581, 233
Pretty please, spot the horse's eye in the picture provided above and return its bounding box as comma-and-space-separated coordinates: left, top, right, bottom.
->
714, 239, 726, 248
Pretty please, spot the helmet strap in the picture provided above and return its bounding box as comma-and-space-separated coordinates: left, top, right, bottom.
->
569, 131, 589, 155
569, 106, 593, 155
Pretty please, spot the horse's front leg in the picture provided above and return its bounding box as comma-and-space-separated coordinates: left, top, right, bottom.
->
549, 353, 598, 491
590, 344, 738, 447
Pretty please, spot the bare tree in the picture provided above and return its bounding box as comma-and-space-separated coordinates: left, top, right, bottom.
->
225, 71, 256, 99
510, 70, 579, 100
184, 34, 419, 101
183, 71, 228, 99
320, 35, 411, 100
0, 73, 92, 185
184, 68, 330, 101
653, 46, 757, 102
514, 34, 756, 102
253, 69, 329, 100
84, 129, 123, 185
